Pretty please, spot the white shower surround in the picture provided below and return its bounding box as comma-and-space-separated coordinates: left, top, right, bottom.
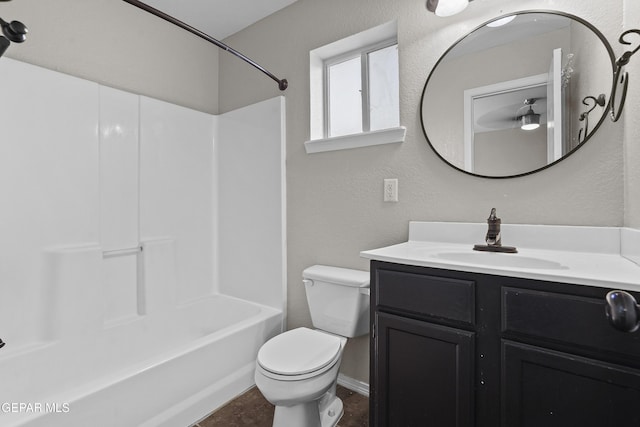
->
0, 58, 286, 426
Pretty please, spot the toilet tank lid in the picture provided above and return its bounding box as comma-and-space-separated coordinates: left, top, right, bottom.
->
302, 265, 369, 287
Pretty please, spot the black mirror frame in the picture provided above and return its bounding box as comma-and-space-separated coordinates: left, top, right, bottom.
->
420, 10, 617, 179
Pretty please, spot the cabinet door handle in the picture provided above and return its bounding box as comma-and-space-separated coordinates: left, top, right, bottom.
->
605, 290, 640, 332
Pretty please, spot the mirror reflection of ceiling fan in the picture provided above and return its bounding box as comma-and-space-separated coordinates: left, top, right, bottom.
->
472, 87, 547, 133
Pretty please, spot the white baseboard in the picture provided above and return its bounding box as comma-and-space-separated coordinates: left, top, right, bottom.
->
337, 373, 369, 397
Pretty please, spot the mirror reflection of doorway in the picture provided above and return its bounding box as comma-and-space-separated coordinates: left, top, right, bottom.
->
463, 48, 565, 176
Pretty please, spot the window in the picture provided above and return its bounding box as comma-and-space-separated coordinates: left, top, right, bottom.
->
325, 41, 399, 138
307, 21, 405, 154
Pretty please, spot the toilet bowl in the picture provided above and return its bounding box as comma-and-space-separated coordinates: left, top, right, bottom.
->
254, 265, 370, 427
255, 328, 347, 427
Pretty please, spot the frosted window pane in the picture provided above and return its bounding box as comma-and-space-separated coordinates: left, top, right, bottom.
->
328, 57, 363, 137
369, 45, 399, 131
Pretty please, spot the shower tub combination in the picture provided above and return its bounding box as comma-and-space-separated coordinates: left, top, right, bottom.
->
0, 57, 286, 427
0, 293, 281, 427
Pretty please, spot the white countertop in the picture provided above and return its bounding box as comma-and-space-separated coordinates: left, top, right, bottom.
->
360, 222, 640, 292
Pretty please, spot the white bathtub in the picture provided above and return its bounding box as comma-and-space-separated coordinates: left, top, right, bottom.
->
0, 294, 282, 427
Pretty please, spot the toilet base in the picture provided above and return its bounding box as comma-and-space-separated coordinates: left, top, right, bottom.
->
319, 395, 343, 427
273, 401, 321, 427
271, 395, 343, 427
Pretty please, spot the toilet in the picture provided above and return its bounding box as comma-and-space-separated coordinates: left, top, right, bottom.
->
255, 265, 370, 427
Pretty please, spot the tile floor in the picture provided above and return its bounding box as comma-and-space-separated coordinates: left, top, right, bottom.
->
194, 385, 368, 426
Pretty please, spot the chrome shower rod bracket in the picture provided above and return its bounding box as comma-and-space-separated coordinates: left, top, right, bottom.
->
121, 0, 288, 91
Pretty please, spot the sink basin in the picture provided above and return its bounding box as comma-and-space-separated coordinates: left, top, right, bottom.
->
428, 251, 566, 270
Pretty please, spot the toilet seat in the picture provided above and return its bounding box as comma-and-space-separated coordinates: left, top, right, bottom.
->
257, 327, 342, 380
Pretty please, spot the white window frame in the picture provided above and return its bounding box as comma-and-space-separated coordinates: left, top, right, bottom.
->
305, 21, 405, 154
324, 39, 397, 138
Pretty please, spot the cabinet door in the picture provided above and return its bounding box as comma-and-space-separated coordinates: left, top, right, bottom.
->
502, 341, 640, 427
374, 312, 474, 427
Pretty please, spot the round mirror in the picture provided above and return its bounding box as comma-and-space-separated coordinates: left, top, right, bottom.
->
421, 11, 615, 178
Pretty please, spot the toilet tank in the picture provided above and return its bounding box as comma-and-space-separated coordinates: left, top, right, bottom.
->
302, 265, 370, 338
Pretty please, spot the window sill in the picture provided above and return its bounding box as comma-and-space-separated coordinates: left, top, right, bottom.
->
304, 126, 406, 154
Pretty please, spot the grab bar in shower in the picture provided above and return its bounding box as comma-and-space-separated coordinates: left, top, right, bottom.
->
102, 246, 142, 258
121, 0, 288, 91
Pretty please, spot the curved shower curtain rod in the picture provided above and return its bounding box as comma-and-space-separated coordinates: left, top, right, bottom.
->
121, 0, 288, 91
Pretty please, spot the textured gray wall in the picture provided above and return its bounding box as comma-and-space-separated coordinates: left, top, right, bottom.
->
220, 0, 630, 384
624, 0, 640, 228
1, 0, 219, 114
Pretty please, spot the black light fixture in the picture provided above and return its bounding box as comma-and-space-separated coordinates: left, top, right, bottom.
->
426, 0, 473, 17
0, 13, 28, 59
0, 17, 27, 43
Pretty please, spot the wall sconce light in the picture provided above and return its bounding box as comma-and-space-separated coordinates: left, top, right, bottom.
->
426, 0, 473, 17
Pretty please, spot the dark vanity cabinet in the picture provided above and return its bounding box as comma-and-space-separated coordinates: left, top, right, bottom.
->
369, 260, 640, 427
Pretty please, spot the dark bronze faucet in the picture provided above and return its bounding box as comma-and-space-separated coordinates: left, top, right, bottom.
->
485, 208, 501, 246
473, 208, 517, 253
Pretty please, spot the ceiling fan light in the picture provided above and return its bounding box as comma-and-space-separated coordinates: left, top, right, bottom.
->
426, 0, 469, 17
521, 111, 541, 130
